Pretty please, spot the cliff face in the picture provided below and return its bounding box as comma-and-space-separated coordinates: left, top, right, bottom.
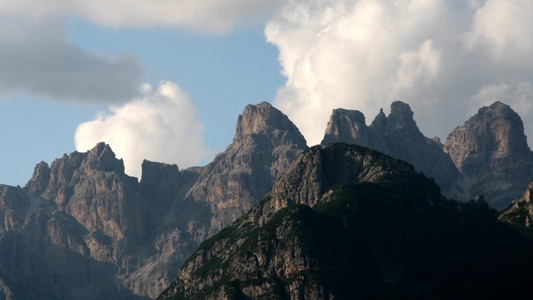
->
158, 143, 533, 299
3, 100, 533, 299
0, 102, 307, 299
185, 102, 308, 238
0, 144, 147, 300
322, 101, 533, 209
321, 101, 461, 199
444, 101, 533, 209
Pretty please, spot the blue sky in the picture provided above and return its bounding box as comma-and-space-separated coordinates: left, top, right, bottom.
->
0, 17, 284, 185
1, 0, 533, 186
64, 18, 284, 152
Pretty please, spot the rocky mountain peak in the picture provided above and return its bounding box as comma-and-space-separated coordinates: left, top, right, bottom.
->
321, 101, 459, 199
233, 102, 306, 147
26, 161, 50, 195
160, 142, 533, 299
42, 142, 125, 195
323, 109, 366, 141
333, 108, 366, 124
85, 142, 125, 174
234, 102, 296, 141
444, 101, 531, 173
185, 102, 308, 237
140, 160, 180, 189
370, 108, 387, 131
443, 101, 533, 209
249, 143, 415, 224
383, 101, 424, 141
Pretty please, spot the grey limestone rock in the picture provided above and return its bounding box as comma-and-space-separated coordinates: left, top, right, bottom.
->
444, 101, 533, 209
321, 101, 461, 199
0, 102, 308, 299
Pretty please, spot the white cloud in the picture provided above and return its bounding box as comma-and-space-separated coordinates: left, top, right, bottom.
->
0, 0, 283, 33
266, 0, 533, 145
471, 80, 533, 136
467, 0, 533, 58
75, 81, 209, 178
0, 16, 143, 103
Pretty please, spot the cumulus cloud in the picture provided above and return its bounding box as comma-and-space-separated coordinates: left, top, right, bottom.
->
266, 0, 533, 145
0, 0, 284, 33
75, 81, 209, 178
0, 16, 143, 103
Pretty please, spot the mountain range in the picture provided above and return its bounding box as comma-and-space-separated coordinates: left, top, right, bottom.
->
0, 100, 532, 299
158, 143, 533, 299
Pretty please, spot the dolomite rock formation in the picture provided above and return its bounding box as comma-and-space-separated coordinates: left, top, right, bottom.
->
185, 101, 308, 238
321, 101, 533, 209
444, 101, 533, 209
321, 101, 461, 199
0, 144, 147, 300
158, 143, 533, 299
0, 102, 307, 299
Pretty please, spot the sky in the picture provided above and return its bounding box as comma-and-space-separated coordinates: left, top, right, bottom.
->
1, 0, 533, 186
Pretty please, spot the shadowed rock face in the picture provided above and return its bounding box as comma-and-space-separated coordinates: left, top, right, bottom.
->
321, 101, 461, 199
158, 143, 533, 300
445, 101, 532, 174
0, 143, 148, 300
499, 181, 533, 234
3, 100, 533, 299
322, 101, 533, 210
444, 101, 533, 209
185, 102, 308, 238
0, 102, 308, 299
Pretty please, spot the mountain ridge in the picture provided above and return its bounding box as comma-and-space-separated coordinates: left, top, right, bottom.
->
0, 102, 307, 299
158, 143, 533, 299
1, 100, 532, 299
321, 100, 533, 209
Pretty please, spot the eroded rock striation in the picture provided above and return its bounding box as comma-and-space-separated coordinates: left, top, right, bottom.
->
185, 101, 308, 238
158, 143, 533, 299
321, 101, 461, 199
322, 101, 533, 209
0, 102, 307, 299
0, 143, 146, 300
444, 101, 533, 209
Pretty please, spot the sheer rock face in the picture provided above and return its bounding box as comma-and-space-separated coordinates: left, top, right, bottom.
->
0, 102, 307, 299
159, 143, 533, 300
444, 101, 533, 209
158, 144, 419, 299
0, 144, 148, 300
322, 101, 533, 209
444, 101, 532, 173
185, 102, 308, 238
321, 101, 461, 199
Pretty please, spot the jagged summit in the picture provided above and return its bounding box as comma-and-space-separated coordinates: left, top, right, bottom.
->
140, 159, 180, 191
321, 101, 460, 199
25, 142, 126, 196
370, 107, 387, 131
233, 102, 306, 147
444, 101, 532, 173
444, 101, 533, 209
380, 101, 424, 142
5, 100, 533, 299
86, 142, 125, 173
186, 102, 308, 236
159, 142, 533, 299
321, 100, 533, 209
26, 161, 50, 195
